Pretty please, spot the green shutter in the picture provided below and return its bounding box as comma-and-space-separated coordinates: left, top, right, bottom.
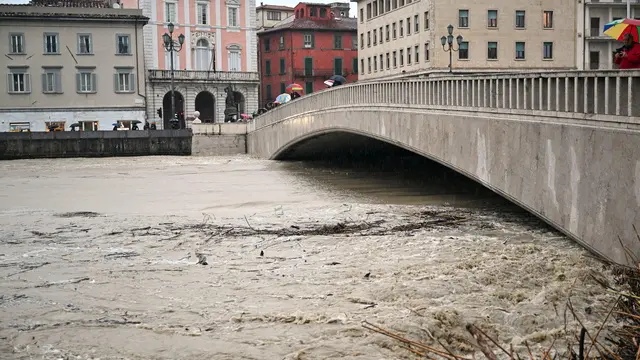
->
55, 71, 62, 93
76, 73, 81, 92
130, 73, 135, 92
311, 34, 315, 48
114, 73, 119, 92
91, 73, 97, 92
24, 73, 30, 93
41, 73, 47, 93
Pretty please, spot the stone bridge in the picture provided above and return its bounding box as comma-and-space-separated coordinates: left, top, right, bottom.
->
247, 70, 640, 264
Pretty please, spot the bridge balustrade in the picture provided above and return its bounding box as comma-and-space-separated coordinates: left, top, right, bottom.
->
250, 70, 640, 131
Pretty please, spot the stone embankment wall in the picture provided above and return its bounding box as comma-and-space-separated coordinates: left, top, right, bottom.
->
191, 123, 247, 156
0, 130, 192, 160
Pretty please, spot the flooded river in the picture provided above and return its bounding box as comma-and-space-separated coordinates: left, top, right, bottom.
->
0, 156, 616, 359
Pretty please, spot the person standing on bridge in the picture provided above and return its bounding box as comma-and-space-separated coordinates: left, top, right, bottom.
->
613, 34, 640, 69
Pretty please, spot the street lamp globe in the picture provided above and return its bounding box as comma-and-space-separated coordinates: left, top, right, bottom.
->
447, 34, 453, 44
456, 34, 463, 45
162, 33, 171, 46
440, 36, 446, 46
447, 24, 454, 35
178, 33, 185, 45
168, 22, 175, 34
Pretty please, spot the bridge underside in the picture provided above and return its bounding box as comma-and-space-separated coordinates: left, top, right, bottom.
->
248, 108, 640, 264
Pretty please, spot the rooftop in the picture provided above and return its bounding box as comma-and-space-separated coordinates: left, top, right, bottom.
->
256, 3, 295, 11
259, 16, 357, 34
0, 4, 148, 20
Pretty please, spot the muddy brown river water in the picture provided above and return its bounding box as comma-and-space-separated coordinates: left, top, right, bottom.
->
0, 156, 617, 359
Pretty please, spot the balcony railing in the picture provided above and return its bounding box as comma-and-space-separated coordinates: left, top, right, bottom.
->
590, 28, 601, 37
148, 70, 260, 82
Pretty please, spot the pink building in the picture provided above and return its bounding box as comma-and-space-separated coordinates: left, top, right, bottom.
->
122, 0, 259, 126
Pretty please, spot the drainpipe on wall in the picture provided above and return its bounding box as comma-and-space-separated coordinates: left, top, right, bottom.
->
134, 19, 147, 118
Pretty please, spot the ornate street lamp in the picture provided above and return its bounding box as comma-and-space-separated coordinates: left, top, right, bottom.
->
440, 24, 463, 73
162, 22, 185, 129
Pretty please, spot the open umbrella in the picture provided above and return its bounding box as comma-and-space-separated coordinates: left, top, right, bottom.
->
132, 120, 142, 124
329, 75, 347, 86
604, 18, 640, 42
324, 79, 335, 87
275, 93, 292, 104
286, 83, 303, 92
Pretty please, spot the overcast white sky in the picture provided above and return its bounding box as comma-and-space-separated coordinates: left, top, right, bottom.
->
1, 0, 357, 16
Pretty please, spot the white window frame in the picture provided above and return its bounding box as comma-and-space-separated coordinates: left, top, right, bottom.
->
77, 33, 93, 55
44, 32, 59, 54
116, 34, 131, 55
197, 1, 209, 25
165, 1, 177, 23
80, 121, 99, 131
76, 69, 97, 93
9, 33, 25, 54
164, 51, 179, 70
303, 34, 313, 48
227, 45, 242, 71
424, 42, 430, 62
114, 68, 135, 93
42, 67, 62, 94
227, 6, 239, 27
194, 38, 212, 70
7, 67, 31, 94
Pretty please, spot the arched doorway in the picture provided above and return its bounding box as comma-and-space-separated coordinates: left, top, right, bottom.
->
195, 91, 215, 123
162, 91, 185, 129
233, 91, 245, 115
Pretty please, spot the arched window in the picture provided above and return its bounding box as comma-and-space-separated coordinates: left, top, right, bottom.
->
194, 38, 212, 71
227, 44, 242, 71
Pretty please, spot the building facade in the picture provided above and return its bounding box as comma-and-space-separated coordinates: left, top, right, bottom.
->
578, 0, 640, 70
122, 0, 259, 126
257, 2, 357, 106
354, 0, 578, 80
256, 3, 294, 30
0, 4, 148, 132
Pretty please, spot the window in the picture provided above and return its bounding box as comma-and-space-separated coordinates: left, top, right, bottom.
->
543, 42, 553, 59
9, 122, 30, 132
320, 8, 326, 17
379, 27, 383, 43
424, 42, 429, 61
515, 10, 525, 28
360, 59, 364, 74
399, 20, 404, 36
279, 36, 284, 49
373, 56, 377, 71
367, 31, 371, 47
458, 41, 468, 59
392, 51, 397, 67
265, 84, 272, 100
334, 34, 342, 49
406, 17, 411, 35
228, 6, 239, 27
424, 11, 429, 30
353, 35, 357, 49
386, 52, 389, 68
353, 57, 358, 74
334, 58, 343, 76
267, 10, 281, 20
9, 33, 25, 54
359, 8, 363, 22
44, 33, 59, 54
45, 122, 65, 132
487, 42, 497, 59
279, 58, 285, 74
228, 46, 241, 71
305, 81, 313, 94
414, 15, 419, 33
406, 47, 411, 64
399, 49, 404, 66
366, 3, 371, 19
265, 60, 271, 75
164, 51, 178, 70
515, 41, 525, 59
372, 1, 377, 16
488, 10, 497, 28
264, 38, 271, 52
385, 25, 390, 41
367, 57, 371, 73
373, 29, 377, 45
116, 34, 131, 55
414, 45, 419, 62
459, 10, 468, 28
194, 38, 212, 70
379, 54, 383, 70
7, 67, 31, 93
590, 18, 600, 36
392, 23, 397, 38
76, 69, 96, 93
360, 33, 364, 49
280, 82, 286, 94
80, 121, 99, 131
42, 67, 62, 93
543, 11, 553, 28
77, 34, 92, 54
197, 2, 209, 25
303, 33, 314, 48
164, 2, 177, 22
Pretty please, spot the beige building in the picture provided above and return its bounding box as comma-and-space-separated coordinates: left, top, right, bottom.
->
354, 0, 578, 80
0, 4, 148, 132
579, 0, 640, 70
257, 3, 295, 30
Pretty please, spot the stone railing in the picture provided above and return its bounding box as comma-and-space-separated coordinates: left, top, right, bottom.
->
249, 70, 640, 131
148, 70, 260, 82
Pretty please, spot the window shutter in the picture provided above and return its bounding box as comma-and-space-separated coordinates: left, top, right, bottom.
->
41, 73, 46, 93
311, 35, 315, 48
24, 74, 30, 93
7, 73, 12, 92
77, 35, 81, 53
114, 73, 119, 92
55, 72, 62, 93
76, 73, 81, 92
130, 73, 135, 92
91, 73, 97, 92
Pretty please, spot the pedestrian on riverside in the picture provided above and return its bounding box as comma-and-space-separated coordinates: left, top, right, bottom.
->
613, 34, 640, 69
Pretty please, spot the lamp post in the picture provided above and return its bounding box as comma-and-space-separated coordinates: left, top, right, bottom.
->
440, 24, 463, 73
162, 23, 185, 129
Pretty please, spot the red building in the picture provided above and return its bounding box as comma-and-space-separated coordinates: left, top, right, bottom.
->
257, 2, 358, 106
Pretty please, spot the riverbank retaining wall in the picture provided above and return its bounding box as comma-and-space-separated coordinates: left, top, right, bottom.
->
0, 130, 192, 160
191, 123, 247, 156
